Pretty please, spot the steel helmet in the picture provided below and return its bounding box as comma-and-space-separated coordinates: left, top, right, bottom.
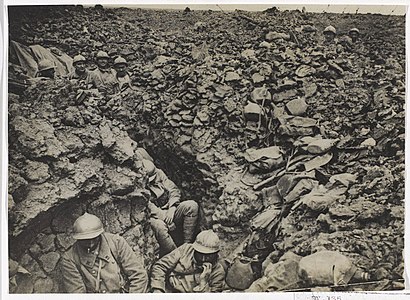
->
72, 213, 104, 240
96, 51, 109, 59
323, 25, 336, 35
142, 159, 157, 182
114, 56, 128, 66
192, 230, 220, 254
73, 54, 86, 64
349, 28, 360, 34
37, 59, 55, 72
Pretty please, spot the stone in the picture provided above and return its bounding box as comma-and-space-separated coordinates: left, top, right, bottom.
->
20, 254, 47, 279
265, 31, 290, 41
286, 98, 308, 116
296, 65, 316, 77
37, 233, 56, 253
241, 49, 256, 60
9, 166, 28, 196
8, 194, 15, 209
329, 205, 355, 218
274, 90, 298, 103
306, 138, 337, 154
361, 137, 377, 147
39, 252, 60, 274
23, 160, 50, 183
11, 116, 66, 159
224, 98, 237, 113
56, 233, 76, 250
244, 102, 264, 121
251, 86, 272, 103
34, 277, 55, 293
225, 71, 241, 82
105, 166, 137, 196
252, 73, 265, 84
303, 82, 317, 98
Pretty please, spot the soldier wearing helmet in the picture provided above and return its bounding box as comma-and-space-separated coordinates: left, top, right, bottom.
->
36, 59, 56, 79
151, 230, 226, 293
323, 25, 337, 43
113, 56, 133, 93
60, 213, 148, 293
87, 51, 117, 93
348, 28, 360, 43
142, 159, 199, 257
69, 54, 89, 82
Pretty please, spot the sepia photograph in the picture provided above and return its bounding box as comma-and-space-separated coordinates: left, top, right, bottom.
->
5, 3, 406, 295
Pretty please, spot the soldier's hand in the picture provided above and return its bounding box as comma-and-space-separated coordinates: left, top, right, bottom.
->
199, 262, 213, 281
164, 206, 176, 225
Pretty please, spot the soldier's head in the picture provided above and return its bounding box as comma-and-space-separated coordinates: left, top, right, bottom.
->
323, 26, 336, 42
142, 159, 157, 183
114, 56, 128, 78
73, 54, 86, 74
37, 59, 56, 79
96, 51, 110, 69
193, 230, 220, 267
348, 28, 360, 42
72, 213, 104, 253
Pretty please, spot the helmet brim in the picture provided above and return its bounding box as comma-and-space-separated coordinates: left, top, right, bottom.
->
193, 242, 219, 254
73, 228, 104, 240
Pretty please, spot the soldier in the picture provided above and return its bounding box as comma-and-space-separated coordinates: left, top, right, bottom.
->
113, 56, 133, 93
151, 230, 226, 293
69, 54, 89, 82
348, 28, 360, 43
323, 26, 337, 44
142, 159, 199, 257
60, 213, 148, 293
87, 51, 116, 92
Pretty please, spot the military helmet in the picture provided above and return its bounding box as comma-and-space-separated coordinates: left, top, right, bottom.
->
73, 54, 86, 64
114, 56, 128, 66
37, 59, 56, 72
142, 159, 157, 182
72, 213, 104, 240
349, 28, 360, 34
323, 25, 336, 35
96, 51, 109, 59
192, 230, 220, 254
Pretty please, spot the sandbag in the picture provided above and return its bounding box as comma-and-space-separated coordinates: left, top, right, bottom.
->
298, 251, 357, 286
30, 45, 72, 76
10, 41, 38, 77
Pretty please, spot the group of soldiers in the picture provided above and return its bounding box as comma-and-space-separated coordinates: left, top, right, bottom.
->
61, 159, 224, 293
35, 50, 133, 94
58, 25, 363, 293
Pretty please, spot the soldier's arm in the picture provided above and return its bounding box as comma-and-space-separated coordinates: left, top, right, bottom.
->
209, 264, 226, 292
60, 252, 87, 293
150, 246, 182, 292
157, 169, 181, 209
116, 235, 148, 293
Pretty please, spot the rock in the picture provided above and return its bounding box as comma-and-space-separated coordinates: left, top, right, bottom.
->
286, 98, 308, 116
274, 90, 298, 103
37, 233, 56, 253
296, 65, 316, 77
225, 71, 241, 82
241, 49, 256, 60
224, 98, 237, 113
265, 31, 290, 41
352, 201, 388, 221
306, 138, 337, 154
278, 79, 297, 90
39, 252, 60, 274
105, 166, 137, 196
23, 160, 50, 182
303, 82, 317, 98
361, 137, 377, 147
9, 194, 15, 209
244, 102, 264, 121
11, 116, 66, 159
55, 233, 76, 250
177, 135, 191, 145
251, 86, 271, 103
252, 73, 265, 84
34, 277, 55, 293
329, 205, 355, 218
259, 41, 272, 48
329, 173, 357, 187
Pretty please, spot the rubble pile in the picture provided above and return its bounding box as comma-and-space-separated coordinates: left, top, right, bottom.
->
8, 6, 405, 292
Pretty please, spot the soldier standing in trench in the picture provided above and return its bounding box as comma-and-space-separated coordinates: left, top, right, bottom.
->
68, 54, 89, 82
142, 159, 199, 257
112, 56, 134, 93
87, 50, 117, 93
60, 213, 148, 293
